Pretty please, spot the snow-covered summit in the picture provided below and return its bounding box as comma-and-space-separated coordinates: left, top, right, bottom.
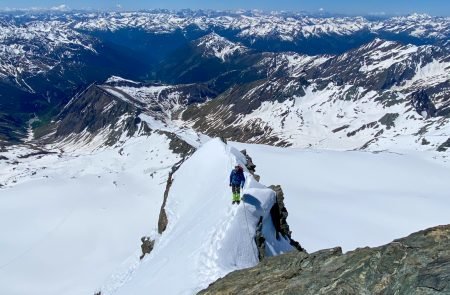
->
195, 33, 248, 61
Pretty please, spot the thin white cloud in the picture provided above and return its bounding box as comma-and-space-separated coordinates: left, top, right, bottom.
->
51, 4, 68, 11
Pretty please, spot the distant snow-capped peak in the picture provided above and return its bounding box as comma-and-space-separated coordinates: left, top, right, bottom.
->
195, 33, 248, 61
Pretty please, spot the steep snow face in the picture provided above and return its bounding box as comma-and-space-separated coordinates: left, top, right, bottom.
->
256, 52, 331, 77
232, 142, 450, 253
0, 134, 182, 295
105, 139, 293, 295
358, 39, 420, 73
196, 33, 248, 61
319, 39, 448, 93
396, 58, 450, 92
183, 37, 450, 151
235, 82, 450, 151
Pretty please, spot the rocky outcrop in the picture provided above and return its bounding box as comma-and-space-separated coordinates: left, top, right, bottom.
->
157, 131, 195, 158
254, 216, 265, 261
240, 149, 259, 181
199, 224, 450, 295
139, 236, 155, 260
269, 185, 304, 252
157, 159, 185, 234
437, 138, 450, 152
411, 90, 437, 119
241, 151, 303, 261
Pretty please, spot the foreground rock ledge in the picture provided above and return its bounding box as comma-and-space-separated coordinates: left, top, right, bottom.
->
199, 224, 450, 295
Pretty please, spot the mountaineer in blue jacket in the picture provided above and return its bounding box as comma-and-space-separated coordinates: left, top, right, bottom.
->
230, 165, 245, 204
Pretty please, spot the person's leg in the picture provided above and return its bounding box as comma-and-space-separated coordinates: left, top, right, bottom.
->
231, 185, 237, 202
235, 186, 241, 203
232, 185, 240, 202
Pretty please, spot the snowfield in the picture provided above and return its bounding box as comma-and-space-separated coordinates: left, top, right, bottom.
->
1, 135, 449, 295
0, 134, 182, 295
232, 142, 450, 253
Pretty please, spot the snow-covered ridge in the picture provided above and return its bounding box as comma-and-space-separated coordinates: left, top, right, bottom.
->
257, 51, 331, 77
71, 12, 372, 38
103, 138, 294, 295
196, 33, 248, 61
373, 13, 450, 39
233, 82, 449, 151
68, 11, 449, 41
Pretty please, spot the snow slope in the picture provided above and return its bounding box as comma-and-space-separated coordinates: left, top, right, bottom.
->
105, 138, 293, 295
232, 142, 450, 253
0, 134, 181, 295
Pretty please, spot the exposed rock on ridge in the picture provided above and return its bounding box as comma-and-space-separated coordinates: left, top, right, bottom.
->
242, 150, 304, 260
199, 224, 450, 295
269, 185, 304, 252
158, 159, 185, 234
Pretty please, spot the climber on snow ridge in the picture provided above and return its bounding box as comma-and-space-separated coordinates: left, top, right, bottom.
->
229, 165, 245, 204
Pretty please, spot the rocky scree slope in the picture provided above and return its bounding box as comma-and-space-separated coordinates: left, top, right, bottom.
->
200, 224, 450, 295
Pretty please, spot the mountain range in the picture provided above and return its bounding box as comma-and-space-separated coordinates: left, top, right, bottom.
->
0, 10, 449, 295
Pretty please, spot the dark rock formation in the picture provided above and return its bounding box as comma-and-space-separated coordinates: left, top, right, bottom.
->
157, 159, 185, 234
411, 90, 437, 119
269, 185, 304, 252
240, 149, 260, 181
254, 216, 265, 261
240, 149, 256, 173
421, 138, 431, 145
139, 236, 155, 260
347, 121, 378, 137
437, 138, 450, 152
332, 124, 350, 133
378, 113, 399, 129
157, 131, 195, 158
199, 224, 450, 295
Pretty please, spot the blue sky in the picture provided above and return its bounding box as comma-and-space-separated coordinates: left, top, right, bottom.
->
1, 0, 449, 16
